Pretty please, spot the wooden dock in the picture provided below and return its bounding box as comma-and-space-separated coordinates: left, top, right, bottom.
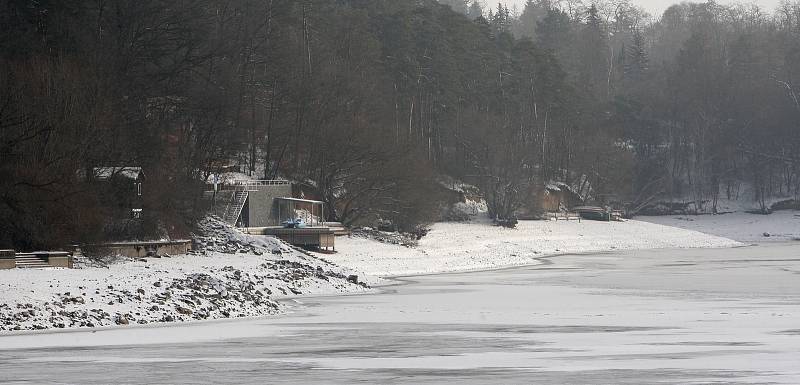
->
548, 212, 582, 222
244, 227, 335, 250
323, 222, 350, 236
572, 206, 624, 222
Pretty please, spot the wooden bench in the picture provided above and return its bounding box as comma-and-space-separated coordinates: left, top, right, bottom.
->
549, 212, 582, 222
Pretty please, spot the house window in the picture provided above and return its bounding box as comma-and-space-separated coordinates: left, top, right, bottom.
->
136, 183, 142, 196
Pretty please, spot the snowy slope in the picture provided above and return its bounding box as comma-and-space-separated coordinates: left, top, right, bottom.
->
640, 211, 800, 243
322, 218, 742, 278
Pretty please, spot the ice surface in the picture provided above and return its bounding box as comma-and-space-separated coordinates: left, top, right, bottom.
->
1, 244, 798, 384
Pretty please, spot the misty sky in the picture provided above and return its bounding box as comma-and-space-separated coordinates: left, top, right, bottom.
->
500, 0, 783, 18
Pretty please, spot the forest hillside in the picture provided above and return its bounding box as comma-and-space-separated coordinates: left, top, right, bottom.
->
1, 0, 798, 249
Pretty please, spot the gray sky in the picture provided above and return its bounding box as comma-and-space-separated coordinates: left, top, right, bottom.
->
499, 0, 782, 19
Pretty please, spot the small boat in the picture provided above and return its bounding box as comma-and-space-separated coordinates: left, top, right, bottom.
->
572, 206, 611, 221
282, 218, 308, 229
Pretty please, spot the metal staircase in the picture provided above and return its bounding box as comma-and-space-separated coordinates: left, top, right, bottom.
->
223, 190, 249, 226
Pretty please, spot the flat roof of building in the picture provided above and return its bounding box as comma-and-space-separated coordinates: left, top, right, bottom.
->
276, 197, 325, 205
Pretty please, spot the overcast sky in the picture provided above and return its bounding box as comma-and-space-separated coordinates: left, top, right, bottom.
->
499, 0, 782, 19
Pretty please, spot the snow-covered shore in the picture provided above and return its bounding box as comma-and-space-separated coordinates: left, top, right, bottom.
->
0, 219, 369, 333
321, 218, 742, 279
640, 211, 800, 243
5, 212, 787, 333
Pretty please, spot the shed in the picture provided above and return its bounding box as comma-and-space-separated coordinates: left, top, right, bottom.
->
537, 182, 584, 212
275, 197, 325, 227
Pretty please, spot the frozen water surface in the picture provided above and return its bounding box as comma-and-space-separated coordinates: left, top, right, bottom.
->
2, 243, 799, 384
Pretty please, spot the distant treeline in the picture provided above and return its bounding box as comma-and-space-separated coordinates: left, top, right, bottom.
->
1, 0, 799, 249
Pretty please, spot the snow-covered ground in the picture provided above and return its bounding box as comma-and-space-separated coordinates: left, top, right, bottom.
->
322, 218, 741, 278
4, 211, 791, 334
640, 210, 800, 243
0, 218, 368, 333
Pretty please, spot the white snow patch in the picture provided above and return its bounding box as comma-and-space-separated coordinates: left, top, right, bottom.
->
321, 219, 742, 278
640, 211, 800, 243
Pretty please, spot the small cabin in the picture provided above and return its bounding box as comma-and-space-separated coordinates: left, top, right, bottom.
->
537, 182, 583, 212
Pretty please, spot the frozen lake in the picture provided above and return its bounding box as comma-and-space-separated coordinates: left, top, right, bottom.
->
2, 243, 799, 384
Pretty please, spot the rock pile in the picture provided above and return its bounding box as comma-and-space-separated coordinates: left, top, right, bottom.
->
350, 227, 420, 247
0, 216, 369, 333
192, 215, 295, 255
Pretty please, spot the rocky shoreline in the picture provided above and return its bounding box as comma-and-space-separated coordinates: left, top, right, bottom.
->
0, 217, 369, 333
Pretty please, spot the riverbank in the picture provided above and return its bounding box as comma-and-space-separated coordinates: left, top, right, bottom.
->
4, 212, 783, 333
640, 210, 800, 243
321, 218, 741, 278
0, 218, 369, 333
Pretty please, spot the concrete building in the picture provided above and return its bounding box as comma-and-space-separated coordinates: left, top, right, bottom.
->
209, 180, 335, 250
238, 181, 294, 227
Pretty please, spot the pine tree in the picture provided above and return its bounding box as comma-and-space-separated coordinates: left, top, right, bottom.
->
467, 1, 484, 20
439, 0, 469, 14
516, 0, 551, 40
578, 3, 609, 98
624, 29, 649, 80
536, 7, 571, 52
490, 3, 511, 35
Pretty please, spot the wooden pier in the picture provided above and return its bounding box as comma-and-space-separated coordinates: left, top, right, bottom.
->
243, 227, 335, 250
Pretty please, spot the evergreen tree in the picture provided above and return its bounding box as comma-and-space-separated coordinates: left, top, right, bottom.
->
536, 7, 572, 53
624, 29, 649, 80
467, 1, 484, 20
439, 0, 469, 14
515, 0, 550, 40
578, 4, 610, 99
490, 3, 511, 35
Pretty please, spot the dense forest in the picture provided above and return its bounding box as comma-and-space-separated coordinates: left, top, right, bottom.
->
1, 0, 799, 249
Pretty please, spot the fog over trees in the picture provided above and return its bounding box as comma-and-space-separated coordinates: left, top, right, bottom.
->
1, 0, 798, 249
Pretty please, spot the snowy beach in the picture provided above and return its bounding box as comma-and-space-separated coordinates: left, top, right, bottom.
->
1, 212, 794, 333
641, 211, 800, 243
324, 218, 742, 278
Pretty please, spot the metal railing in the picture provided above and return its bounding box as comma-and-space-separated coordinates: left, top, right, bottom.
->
231, 179, 291, 188
223, 190, 249, 226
